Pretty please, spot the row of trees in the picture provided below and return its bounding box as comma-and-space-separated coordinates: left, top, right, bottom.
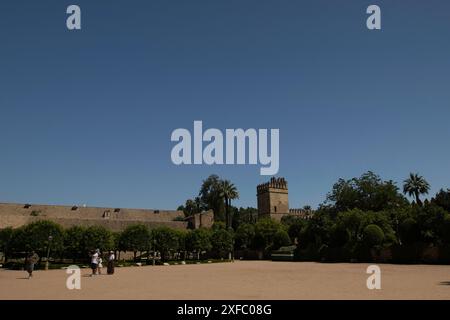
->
0, 221, 238, 263
0, 217, 294, 264
2, 171, 449, 265
280, 172, 450, 262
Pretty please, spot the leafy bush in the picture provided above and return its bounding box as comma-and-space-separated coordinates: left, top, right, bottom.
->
272, 230, 291, 250
363, 224, 384, 247
329, 223, 350, 247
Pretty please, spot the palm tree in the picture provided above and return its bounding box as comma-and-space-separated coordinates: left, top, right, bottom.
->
403, 173, 430, 206
199, 175, 225, 221
220, 180, 239, 230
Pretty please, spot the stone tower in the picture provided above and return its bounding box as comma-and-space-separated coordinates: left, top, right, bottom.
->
257, 177, 289, 222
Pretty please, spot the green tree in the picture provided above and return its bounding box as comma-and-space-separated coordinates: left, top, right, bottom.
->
10, 220, 64, 258
399, 217, 420, 245
186, 228, 212, 259
210, 228, 234, 258
297, 211, 333, 250
119, 224, 151, 260
273, 229, 291, 250
199, 175, 226, 222
234, 223, 255, 249
83, 226, 114, 253
326, 171, 407, 213
235, 207, 258, 226
64, 226, 86, 261
441, 215, 450, 245
152, 227, 179, 261
329, 223, 350, 248
403, 173, 430, 206
180, 197, 204, 217
175, 229, 188, 260
253, 218, 284, 251
284, 218, 306, 242
334, 209, 395, 250
219, 180, 239, 230
363, 224, 385, 248
0, 227, 14, 262
212, 222, 226, 230
412, 203, 448, 244
431, 189, 450, 212
337, 209, 365, 244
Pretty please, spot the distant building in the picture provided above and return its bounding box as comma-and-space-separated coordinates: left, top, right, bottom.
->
257, 177, 289, 221
257, 177, 313, 222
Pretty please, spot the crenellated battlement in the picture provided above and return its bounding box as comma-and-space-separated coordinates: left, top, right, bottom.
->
257, 177, 288, 194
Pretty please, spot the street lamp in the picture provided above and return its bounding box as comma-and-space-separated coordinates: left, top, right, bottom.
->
152, 239, 156, 266
45, 235, 53, 271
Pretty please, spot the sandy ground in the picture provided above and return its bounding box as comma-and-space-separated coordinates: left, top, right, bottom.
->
0, 261, 449, 300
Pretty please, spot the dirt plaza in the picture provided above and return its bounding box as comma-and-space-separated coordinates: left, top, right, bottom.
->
0, 261, 449, 300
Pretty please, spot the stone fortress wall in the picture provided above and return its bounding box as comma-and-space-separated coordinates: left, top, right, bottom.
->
1, 177, 311, 231
0, 203, 187, 231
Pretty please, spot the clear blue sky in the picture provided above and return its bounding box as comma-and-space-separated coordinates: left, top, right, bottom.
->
1, 0, 449, 210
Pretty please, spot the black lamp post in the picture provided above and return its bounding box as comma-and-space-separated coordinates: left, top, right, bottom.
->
153, 239, 156, 266
45, 235, 53, 271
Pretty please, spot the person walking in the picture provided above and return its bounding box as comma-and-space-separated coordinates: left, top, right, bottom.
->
90, 249, 99, 276
107, 251, 115, 275
25, 251, 39, 279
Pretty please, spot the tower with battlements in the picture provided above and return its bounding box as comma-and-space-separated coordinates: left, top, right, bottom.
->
256, 177, 289, 221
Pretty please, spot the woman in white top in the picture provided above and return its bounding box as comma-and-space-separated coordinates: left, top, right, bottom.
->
90, 250, 99, 276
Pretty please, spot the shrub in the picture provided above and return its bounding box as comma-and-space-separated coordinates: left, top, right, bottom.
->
272, 230, 291, 250
329, 223, 350, 247
363, 224, 384, 247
